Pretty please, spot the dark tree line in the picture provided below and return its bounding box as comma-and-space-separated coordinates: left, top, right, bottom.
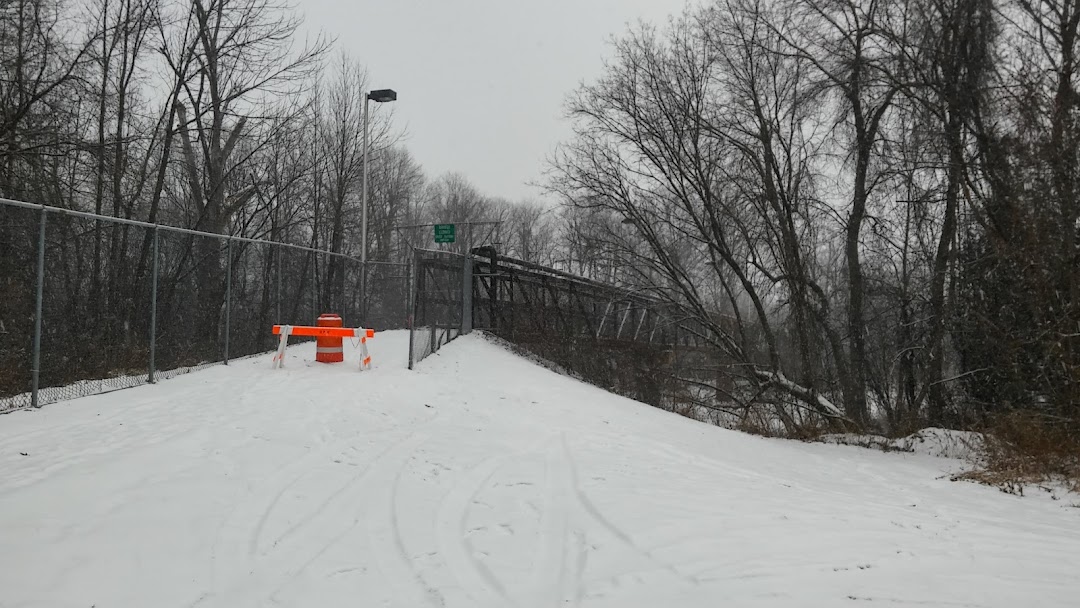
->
548, 0, 1080, 439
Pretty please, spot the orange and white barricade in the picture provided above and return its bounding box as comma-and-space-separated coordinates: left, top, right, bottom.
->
272, 322, 374, 370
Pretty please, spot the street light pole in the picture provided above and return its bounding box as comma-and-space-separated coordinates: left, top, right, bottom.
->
361, 88, 397, 325
361, 96, 370, 321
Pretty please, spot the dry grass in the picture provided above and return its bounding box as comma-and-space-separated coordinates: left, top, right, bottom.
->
957, 411, 1080, 495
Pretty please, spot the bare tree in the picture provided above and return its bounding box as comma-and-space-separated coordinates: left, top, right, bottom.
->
774, 0, 901, 424
368, 145, 423, 262
550, 8, 848, 427
0, 0, 95, 199
169, 0, 328, 334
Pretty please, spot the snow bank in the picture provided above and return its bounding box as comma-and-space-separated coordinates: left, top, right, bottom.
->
896, 427, 985, 459
818, 427, 985, 460
0, 331, 1076, 607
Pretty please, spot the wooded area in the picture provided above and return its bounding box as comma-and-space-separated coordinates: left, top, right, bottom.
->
547, 0, 1080, 452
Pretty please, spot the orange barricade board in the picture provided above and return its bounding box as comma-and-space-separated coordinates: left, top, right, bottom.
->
272, 325, 374, 339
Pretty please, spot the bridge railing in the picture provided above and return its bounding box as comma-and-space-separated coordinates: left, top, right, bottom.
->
469, 250, 718, 408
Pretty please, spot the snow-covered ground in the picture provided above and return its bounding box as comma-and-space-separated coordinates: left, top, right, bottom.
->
0, 331, 1077, 607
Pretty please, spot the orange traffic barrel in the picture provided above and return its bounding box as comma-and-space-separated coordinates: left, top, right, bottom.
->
315, 313, 344, 363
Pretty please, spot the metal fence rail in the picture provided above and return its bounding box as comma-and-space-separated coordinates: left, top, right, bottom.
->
408, 248, 472, 369
0, 198, 408, 412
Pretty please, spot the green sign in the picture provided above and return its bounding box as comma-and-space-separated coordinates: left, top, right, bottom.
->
434, 223, 456, 243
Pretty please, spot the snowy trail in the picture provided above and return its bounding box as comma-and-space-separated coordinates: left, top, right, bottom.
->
0, 331, 1078, 607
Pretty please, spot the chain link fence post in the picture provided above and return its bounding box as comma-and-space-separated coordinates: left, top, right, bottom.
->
462, 253, 473, 335
408, 248, 419, 370
30, 207, 46, 408
404, 257, 412, 325
224, 237, 232, 365
360, 259, 367, 326
309, 252, 316, 320
362, 260, 370, 325
274, 244, 282, 322
428, 260, 437, 356
149, 226, 159, 383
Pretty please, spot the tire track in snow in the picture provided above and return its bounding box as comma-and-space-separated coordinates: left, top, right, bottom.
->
432, 434, 555, 608
569, 530, 588, 608
262, 444, 375, 552
435, 454, 515, 608
561, 434, 701, 589
233, 418, 356, 557
365, 429, 446, 607
210, 413, 441, 606
528, 435, 576, 608
212, 437, 343, 594
253, 410, 439, 560
259, 423, 445, 604
248, 453, 326, 559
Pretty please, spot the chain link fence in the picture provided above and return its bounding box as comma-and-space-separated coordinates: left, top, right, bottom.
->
1, 204, 43, 407
0, 199, 409, 412
408, 248, 471, 369
365, 261, 412, 331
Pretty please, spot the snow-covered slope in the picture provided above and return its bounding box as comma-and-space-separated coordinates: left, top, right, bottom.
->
0, 331, 1077, 607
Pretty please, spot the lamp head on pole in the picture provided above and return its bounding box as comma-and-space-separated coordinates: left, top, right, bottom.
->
367, 89, 398, 103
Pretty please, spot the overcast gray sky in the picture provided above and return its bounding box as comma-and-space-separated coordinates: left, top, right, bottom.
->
299, 0, 691, 202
